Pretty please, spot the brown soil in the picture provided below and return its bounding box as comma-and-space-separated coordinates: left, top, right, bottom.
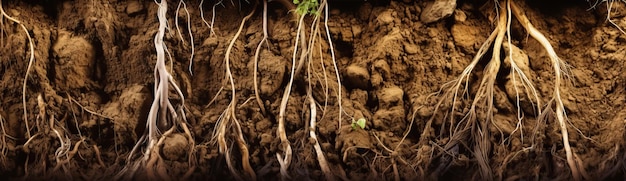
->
0, 0, 625, 180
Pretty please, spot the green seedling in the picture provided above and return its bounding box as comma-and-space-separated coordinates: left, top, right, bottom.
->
351, 118, 366, 130
293, 0, 319, 16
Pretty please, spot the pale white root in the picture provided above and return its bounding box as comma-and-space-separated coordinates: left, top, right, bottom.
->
510, 2, 585, 180
117, 0, 191, 179
605, 0, 626, 35
52, 138, 83, 173
200, 0, 223, 37
322, 1, 343, 130
466, 5, 507, 179
276, 13, 307, 181
175, 0, 196, 74
424, 2, 500, 178
436, 6, 507, 180
503, 0, 542, 145
432, 19, 499, 137
307, 90, 334, 181
30, 94, 72, 177
210, 0, 224, 36
0, 1, 35, 139
199, 0, 211, 34
305, 3, 333, 179
252, 0, 269, 114
0, 113, 8, 168
427, 1, 571, 180
214, 4, 256, 180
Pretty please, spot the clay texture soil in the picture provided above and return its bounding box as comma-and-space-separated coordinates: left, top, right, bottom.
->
0, 0, 625, 180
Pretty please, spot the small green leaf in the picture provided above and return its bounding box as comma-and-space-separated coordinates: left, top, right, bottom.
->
356, 118, 366, 129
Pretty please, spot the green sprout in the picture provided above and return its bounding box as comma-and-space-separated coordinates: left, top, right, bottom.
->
293, 0, 319, 16
351, 118, 367, 130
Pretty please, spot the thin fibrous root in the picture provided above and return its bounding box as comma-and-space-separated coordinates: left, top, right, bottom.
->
427, 1, 549, 180
429, 10, 498, 145
462, 3, 508, 179
0, 113, 9, 168
605, 0, 626, 35
252, 0, 268, 114
175, 0, 196, 74
215, 3, 257, 180
35, 94, 72, 178
53, 138, 84, 172
210, 0, 224, 37
510, 1, 585, 180
0, 0, 35, 139
503, 0, 542, 145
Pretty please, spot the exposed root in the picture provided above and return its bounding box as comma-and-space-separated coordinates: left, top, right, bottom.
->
209, 0, 225, 37
199, 0, 212, 35
0, 113, 8, 168
52, 138, 84, 172
31, 94, 73, 178
307, 91, 334, 181
214, 3, 257, 180
306, 21, 334, 180
427, 12, 500, 179
0, 0, 35, 139
271, 0, 342, 179
321, 1, 343, 130
604, 0, 626, 35
510, 1, 584, 180
117, 0, 193, 179
175, 0, 196, 74
275, 12, 305, 181
92, 143, 106, 168
372, 133, 413, 181
428, 0, 583, 180
252, 0, 269, 114
67, 94, 114, 120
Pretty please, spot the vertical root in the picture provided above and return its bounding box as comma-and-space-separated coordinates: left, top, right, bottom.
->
216, 3, 257, 180
276, 12, 307, 181
92, 144, 106, 168
175, 0, 196, 74
465, 3, 507, 179
118, 0, 191, 179
306, 38, 334, 180
36, 94, 72, 177
426, 18, 501, 180
207, 0, 224, 37
252, 0, 268, 114
502, 0, 542, 148
307, 92, 334, 181
0, 1, 35, 139
428, 1, 550, 180
321, 0, 343, 129
0, 114, 8, 168
510, 1, 584, 180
